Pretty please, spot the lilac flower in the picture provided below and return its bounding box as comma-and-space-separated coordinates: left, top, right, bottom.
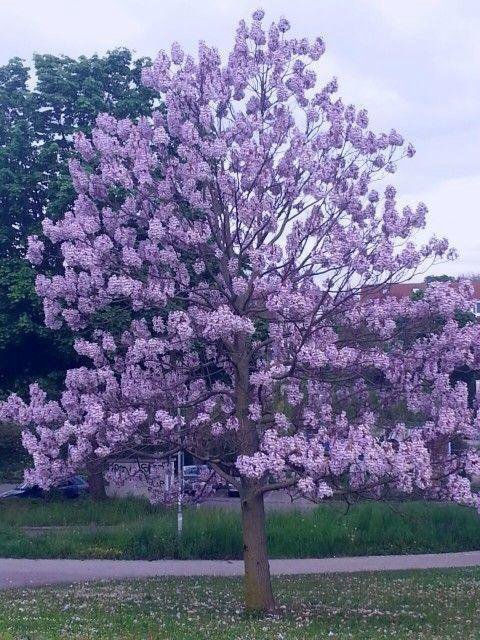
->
26, 236, 44, 265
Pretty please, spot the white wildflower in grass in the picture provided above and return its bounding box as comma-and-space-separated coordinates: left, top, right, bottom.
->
0, 570, 479, 638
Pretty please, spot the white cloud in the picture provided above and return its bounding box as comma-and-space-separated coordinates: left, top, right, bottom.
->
0, 0, 478, 276
403, 174, 480, 277
1, 2, 143, 58
363, 0, 480, 79
365, 0, 446, 35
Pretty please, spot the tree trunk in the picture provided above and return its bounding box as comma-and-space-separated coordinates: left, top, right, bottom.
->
233, 335, 274, 610
87, 461, 107, 500
241, 487, 275, 611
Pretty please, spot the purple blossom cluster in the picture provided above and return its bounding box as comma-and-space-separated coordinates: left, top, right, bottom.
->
5, 11, 480, 511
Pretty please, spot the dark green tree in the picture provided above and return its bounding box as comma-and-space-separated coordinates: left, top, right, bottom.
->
0, 49, 156, 397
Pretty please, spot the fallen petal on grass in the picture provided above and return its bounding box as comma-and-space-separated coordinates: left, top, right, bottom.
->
0, 568, 479, 639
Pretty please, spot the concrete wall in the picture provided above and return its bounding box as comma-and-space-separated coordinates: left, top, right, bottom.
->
105, 458, 174, 498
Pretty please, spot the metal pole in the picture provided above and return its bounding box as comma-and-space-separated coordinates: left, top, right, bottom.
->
177, 449, 184, 535
177, 408, 184, 535
169, 458, 175, 491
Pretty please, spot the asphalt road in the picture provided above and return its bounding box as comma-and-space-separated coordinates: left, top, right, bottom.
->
202, 491, 315, 510
0, 484, 315, 510
2, 551, 480, 590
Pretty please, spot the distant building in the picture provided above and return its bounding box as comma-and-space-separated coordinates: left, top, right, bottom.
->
361, 281, 480, 318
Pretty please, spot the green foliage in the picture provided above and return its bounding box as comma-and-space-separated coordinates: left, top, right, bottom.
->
0, 499, 479, 560
455, 307, 477, 328
424, 274, 455, 283
0, 258, 75, 396
0, 49, 156, 397
0, 421, 29, 481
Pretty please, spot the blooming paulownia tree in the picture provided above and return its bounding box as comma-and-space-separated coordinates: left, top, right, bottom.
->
3, 11, 480, 610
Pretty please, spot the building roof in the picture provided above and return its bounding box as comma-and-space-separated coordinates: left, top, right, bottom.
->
362, 281, 480, 300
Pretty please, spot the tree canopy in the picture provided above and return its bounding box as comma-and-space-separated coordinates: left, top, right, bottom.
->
2, 12, 480, 610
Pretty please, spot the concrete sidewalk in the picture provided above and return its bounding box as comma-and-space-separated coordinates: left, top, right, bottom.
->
2, 551, 480, 590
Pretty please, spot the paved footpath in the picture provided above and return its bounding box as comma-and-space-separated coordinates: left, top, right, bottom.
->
1, 551, 480, 590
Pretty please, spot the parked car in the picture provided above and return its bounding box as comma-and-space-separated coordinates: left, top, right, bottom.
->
182, 464, 210, 495
227, 482, 240, 497
0, 483, 44, 499
0, 475, 89, 500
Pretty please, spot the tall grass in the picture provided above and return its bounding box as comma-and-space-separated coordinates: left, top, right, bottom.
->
0, 496, 164, 527
0, 499, 479, 560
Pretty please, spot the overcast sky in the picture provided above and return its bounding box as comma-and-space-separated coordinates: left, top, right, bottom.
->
1, 0, 479, 278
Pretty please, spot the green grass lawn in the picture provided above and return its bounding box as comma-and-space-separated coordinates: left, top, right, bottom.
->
0, 498, 479, 560
0, 569, 479, 639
